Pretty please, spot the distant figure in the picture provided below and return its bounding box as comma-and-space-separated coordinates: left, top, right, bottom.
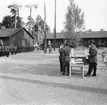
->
0, 40, 3, 46
85, 40, 98, 76
102, 49, 107, 63
63, 42, 71, 75
5, 46, 10, 57
14, 46, 17, 54
49, 44, 52, 53
0, 40, 3, 56
44, 45, 47, 53
59, 44, 64, 73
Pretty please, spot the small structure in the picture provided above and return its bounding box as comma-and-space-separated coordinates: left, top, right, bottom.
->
0, 28, 35, 46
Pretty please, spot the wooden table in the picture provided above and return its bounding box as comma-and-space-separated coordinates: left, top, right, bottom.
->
69, 62, 84, 78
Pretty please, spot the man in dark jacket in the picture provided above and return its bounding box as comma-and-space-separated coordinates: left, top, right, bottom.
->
85, 41, 98, 76
59, 44, 64, 72
63, 42, 71, 75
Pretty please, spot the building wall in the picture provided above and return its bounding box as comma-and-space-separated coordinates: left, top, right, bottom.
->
1, 29, 34, 46
23, 30, 34, 46
47, 39, 64, 48
0, 37, 10, 46
29, 35, 34, 46
10, 30, 24, 46
38, 31, 44, 44
81, 38, 107, 48
47, 38, 107, 48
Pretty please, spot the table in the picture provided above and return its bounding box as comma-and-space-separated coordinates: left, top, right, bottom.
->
69, 62, 84, 78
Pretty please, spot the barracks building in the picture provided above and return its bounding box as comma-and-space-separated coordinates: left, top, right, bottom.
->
0, 28, 35, 46
46, 31, 107, 48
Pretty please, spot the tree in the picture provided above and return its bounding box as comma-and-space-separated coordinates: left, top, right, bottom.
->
86, 29, 92, 32
16, 17, 25, 28
8, 3, 24, 28
100, 29, 105, 31
32, 15, 50, 43
25, 15, 35, 32
64, 0, 84, 48
2, 15, 13, 28
33, 15, 50, 33
1, 15, 24, 28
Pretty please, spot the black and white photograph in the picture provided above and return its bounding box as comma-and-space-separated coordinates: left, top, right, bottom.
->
0, 0, 107, 104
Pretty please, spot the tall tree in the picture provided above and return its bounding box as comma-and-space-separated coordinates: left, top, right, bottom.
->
16, 17, 25, 28
33, 15, 50, 33
32, 15, 50, 44
2, 15, 13, 28
64, 0, 84, 47
25, 15, 35, 32
100, 28, 105, 31
1, 15, 24, 28
8, 4, 24, 28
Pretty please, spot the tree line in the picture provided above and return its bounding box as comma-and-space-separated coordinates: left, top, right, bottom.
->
0, 4, 50, 43
0, 0, 86, 47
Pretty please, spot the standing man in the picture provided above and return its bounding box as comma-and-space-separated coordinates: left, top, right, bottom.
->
6, 46, 10, 57
63, 41, 71, 75
85, 40, 98, 76
59, 44, 64, 73
49, 44, 52, 53
44, 45, 47, 53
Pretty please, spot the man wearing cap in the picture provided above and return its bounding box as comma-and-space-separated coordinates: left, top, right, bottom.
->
85, 40, 98, 76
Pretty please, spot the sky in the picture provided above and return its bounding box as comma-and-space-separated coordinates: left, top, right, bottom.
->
0, 0, 107, 32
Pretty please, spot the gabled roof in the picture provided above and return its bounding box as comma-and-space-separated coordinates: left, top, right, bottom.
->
0, 28, 22, 37
0, 28, 34, 39
47, 31, 107, 39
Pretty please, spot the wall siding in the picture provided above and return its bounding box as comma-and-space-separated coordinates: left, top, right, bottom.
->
0, 29, 34, 46
23, 30, 34, 46
10, 30, 24, 46
0, 38, 9, 46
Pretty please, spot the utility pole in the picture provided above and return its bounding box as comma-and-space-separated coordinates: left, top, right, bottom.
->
44, 1, 46, 47
15, 9, 17, 28
44, 0, 47, 53
54, 0, 56, 50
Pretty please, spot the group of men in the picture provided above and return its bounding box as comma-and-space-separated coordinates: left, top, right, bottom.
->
44, 45, 52, 53
59, 41, 71, 75
59, 40, 98, 77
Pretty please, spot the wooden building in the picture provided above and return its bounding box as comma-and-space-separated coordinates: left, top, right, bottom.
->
46, 31, 107, 48
0, 28, 34, 46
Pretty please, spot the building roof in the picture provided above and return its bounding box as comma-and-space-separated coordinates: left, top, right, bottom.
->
81, 31, 107, 38
46, 31, 107, 39
0, 28, 34, 39
47, 32, 64, 39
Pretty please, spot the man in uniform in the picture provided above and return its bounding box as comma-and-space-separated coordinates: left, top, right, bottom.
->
85, 40, 98, 76
6, 46, 10, 57
44, 45, 47, 53
49, 44, 52, 53
63, 41, 71, 75
59, 44, 64, 73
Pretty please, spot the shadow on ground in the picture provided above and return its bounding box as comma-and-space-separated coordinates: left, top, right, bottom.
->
0, 75, 107, 95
